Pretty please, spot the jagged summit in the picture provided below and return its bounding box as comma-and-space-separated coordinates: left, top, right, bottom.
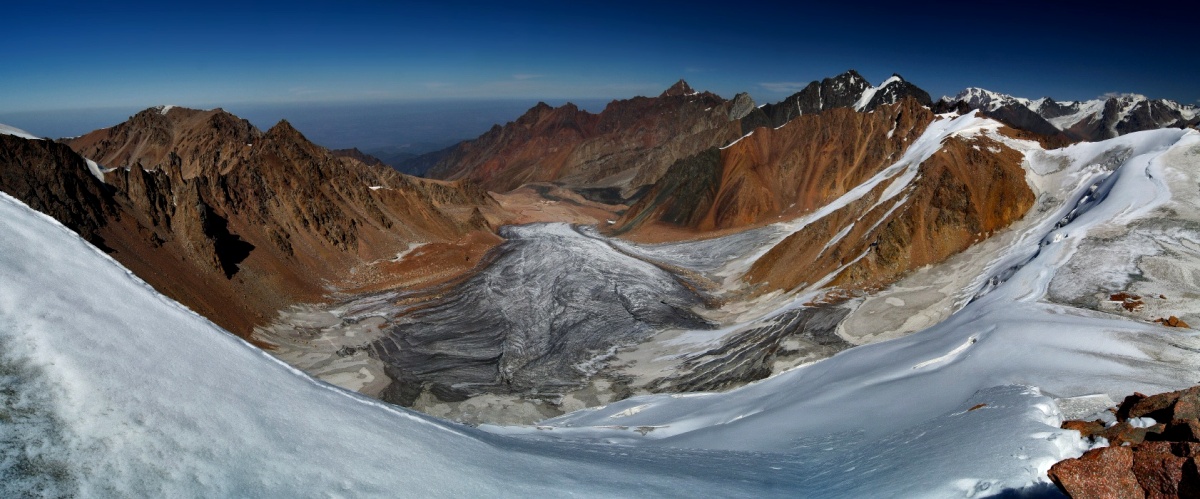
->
757, 69, 931, 128
660, 79, 696, 97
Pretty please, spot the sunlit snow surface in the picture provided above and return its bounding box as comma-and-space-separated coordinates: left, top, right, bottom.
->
0, 123, 39, 140
2, 125, 1200, 496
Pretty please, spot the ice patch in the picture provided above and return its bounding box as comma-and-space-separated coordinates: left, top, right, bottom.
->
84, 159, 105, 182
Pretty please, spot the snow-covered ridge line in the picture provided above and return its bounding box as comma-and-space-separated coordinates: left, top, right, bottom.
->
944, 87, 1200, 134
0, 123, 39, 140
852, 75, 903, 111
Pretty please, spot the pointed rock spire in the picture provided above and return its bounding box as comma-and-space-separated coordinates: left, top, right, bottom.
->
660, 79, 695, 98
265, 119, 303, 139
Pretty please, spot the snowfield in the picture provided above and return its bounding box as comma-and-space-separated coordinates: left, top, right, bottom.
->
2, 122, 1200, 496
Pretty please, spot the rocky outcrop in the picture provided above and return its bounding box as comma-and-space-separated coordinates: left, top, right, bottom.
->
2, 108, 494, 335
1155, 316, 1191, 328
0, 135, 116, 248
424, 81, 746, 194
1051, 386, 1200, 498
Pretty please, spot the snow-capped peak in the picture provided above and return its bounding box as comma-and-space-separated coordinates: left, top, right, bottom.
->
852, 74, 908, 112
156, 105, 178, 116
948, 87, 1035, 112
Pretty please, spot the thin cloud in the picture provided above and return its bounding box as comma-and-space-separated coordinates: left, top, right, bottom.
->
760, 82, 808, 94
1100, 91, 1145, 99
288, 87, 320, 97
512, 74, 545, 80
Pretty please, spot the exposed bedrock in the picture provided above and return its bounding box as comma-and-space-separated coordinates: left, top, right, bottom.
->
376, 223, 716, 406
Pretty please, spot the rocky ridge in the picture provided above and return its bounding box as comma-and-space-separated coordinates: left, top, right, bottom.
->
425, 80, 744, 194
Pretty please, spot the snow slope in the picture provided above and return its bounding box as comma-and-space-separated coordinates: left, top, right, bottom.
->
3, 125, 1199, 496
0, 123, 39, 140
0, 193, 793, 497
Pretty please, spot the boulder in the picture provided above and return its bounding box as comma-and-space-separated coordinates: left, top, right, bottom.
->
1049, 446, 1144, 499
1131, 450, 1188, 498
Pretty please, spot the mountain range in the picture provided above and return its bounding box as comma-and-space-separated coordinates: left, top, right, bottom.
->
2, 70, 1199, 496
938, 86, 1200, 142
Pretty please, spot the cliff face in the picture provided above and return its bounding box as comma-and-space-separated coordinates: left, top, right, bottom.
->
615, 99, 1035, 298
426, 81, 747, 193
1, 108, 493, 335
0, 135, 115, 247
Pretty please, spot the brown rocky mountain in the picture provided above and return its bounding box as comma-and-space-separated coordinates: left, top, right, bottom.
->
614, 98, 1034, 298
425, 80, 756, 194
0, 107, 495, 335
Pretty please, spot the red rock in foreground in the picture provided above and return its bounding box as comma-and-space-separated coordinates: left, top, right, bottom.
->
1048, 446, 1143, 499
1051, 386, 1200, 498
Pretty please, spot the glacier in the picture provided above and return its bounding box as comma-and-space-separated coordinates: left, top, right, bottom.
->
2, 123, 1200, 497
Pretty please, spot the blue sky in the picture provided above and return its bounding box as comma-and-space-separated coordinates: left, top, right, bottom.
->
2, 1, 1197, 114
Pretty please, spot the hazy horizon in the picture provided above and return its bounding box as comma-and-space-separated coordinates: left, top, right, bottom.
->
0, 98, 614, 155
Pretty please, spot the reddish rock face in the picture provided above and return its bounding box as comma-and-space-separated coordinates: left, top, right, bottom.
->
2, 108, 494, 335
1049, 446, 1144, 499
1132, 450, 1188, 498
1063, 420, 1108, 439
426, 84, 746, 193
616, 99, 1034, 298
619, 99, 934, 235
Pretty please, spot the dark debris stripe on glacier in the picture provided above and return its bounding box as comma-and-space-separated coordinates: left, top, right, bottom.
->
375, 223, 717, 406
